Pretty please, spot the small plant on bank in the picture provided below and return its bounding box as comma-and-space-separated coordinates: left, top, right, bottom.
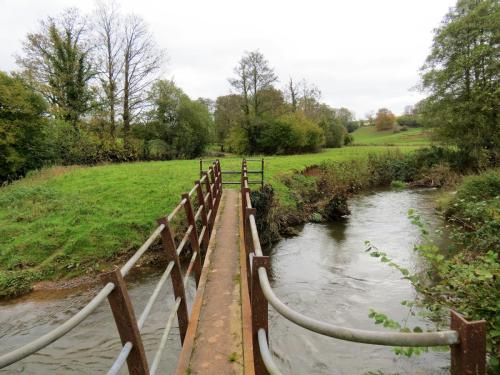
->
364, 206, 500, 372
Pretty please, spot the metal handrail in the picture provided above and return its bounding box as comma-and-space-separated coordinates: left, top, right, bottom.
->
149, 297, 182, 375
107, 342, 132, 375
258, 267, 458, 346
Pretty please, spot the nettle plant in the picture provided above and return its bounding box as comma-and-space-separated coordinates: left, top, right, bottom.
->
365, 209, 499, 370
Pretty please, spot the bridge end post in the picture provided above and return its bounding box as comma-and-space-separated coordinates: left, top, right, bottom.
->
251, 256, 270, 375
450, 310, 486, 375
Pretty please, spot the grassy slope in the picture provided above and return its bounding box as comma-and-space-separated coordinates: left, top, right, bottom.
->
0, 146, 420, 289
352, 126, 430, 146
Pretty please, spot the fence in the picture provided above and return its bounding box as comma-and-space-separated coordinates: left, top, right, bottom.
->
0, 160, 223, 375
200, 158, 264, 188
240, 159, 487, 375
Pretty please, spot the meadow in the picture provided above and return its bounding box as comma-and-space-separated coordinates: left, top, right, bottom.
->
0, 145, 421, 296
351, 126, 430, 146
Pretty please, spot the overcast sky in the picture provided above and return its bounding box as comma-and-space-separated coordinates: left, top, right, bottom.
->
0, 0, 456, 118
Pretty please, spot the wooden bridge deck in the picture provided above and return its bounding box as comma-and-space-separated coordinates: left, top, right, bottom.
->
176, 189, 254, 374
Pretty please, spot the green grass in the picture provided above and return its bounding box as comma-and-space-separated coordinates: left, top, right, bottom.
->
352, 126, 430, 146
0, 146, 420, 295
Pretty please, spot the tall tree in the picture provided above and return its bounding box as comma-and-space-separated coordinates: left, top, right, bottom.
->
17, 8, 94, 128
375, 108, 396, 131
94, 0, 123, 138
122, 14, 163, 141
229, 50, 277, 153
214, 94, 244, 150
420, 0, 499, 161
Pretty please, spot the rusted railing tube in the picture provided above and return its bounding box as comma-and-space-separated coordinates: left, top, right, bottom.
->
256, 267, 459, 347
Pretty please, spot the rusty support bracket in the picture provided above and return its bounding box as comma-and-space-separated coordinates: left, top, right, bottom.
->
181, 193, 203, 287
157, 217, 189, 344
101, 269, 149, 375
450, 310, 486, 375
251, 256, 270, 375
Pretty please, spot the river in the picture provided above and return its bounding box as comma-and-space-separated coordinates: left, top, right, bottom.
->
267, 188, 449, 374
0, 188, 449, 374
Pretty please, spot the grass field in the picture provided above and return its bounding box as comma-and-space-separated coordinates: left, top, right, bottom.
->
0, 146, 420, 295
352, 126, 430, 146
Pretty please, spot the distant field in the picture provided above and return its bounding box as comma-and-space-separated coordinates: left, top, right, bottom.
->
0, 146, 420, 295
352, 126, 431, 146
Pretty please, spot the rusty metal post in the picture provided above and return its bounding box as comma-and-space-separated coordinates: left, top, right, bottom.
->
101, 269, 149, 375
216, 159, 223, 192
157, 217, 189, 344
209, 166, 219, 217
251, 256, 269, 375
203, 171, 215, 232
182, 193, 203, 287
450, 310, 486, 375
195, 181, 210, 250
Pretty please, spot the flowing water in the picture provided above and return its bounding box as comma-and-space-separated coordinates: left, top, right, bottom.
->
1, 188, 449, 374
267, 188, 450, 374
0, 267, 196, 374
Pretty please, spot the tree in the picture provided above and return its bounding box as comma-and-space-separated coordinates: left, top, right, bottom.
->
0, 72, 49, 181
214, 94, 244, 151
122, 14, 163, 141
375, 108, 396, 131
93, 0, 123, 138
144, 80, 210, 159
17, 8, 94, 128
420, 0, 499, 162
229, 50, 278, 153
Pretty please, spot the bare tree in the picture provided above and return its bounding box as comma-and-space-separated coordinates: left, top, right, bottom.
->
122, 14, 163, 140
94, 0, 123, 138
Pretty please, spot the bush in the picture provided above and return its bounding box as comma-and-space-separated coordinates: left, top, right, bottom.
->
258, 112, 324, 154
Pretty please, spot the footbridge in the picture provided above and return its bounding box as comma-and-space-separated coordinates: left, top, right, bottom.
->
0, 160, 487, 374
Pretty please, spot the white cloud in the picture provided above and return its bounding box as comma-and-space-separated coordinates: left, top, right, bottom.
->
0, 0, 456, 117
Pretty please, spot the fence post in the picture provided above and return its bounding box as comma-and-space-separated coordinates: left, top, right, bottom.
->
261, 158, 264, 189
195, 181, 211, 250
101, 269, 149, 375
216, 159, 223, 192
157, 217, 189, 344
199, 159, 203, 178
450, 310, 486, 375
182, 193, 203, 287
209, 166, 219, 216
203, 171, 215, 232
252, 255, 269, 375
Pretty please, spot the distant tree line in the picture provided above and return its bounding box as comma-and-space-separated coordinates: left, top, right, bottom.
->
214, 50, 356, 154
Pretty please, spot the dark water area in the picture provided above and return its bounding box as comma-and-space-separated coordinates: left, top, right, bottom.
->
0, 266, 196, 374
267, 188, 450, 374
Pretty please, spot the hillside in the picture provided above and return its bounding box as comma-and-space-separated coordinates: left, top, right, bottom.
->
352, 126, 430, 146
